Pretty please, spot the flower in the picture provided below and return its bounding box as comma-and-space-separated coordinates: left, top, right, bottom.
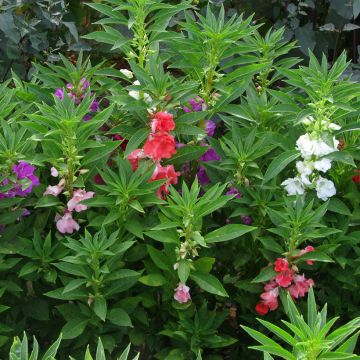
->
241, 215, 252, 225
54, 88, 64, 100
352, 170, 360, 183
298, 245, 315, 265
255, 302, 269, 316
151, 112, 175, 133
120, 69, 133, 79
205, 120, 216, 137
93, 173, 105, 185
260, 287, 279, 310
12, 161, 40, 195
313, 158, 332, 173
226, 187, 241, 198
80, 78, 90, 91
129, 80, 152, 103
90, 100, 99, 112
44, 184, 64, 197
183, 97, 206, 113
315, 176, 336, 201
296, 134, 338, 159
288, 274, 314, 299
296, 161, 313, 177
281, 177, 305, 196
51, 167, 59, 177
127, 149, 146, 171
174, 283, 191, 303
83, 114, 92, 121
56, 212, 80, 234
143, 132, 176, 161
197, 166, 210, 185
150, 164, 180, 198
200, 148, 221, 162
274, 258, 289, 272
328, 123, 341, 131
275, 269, 294, 287
296, 133, 315, 159
67, 189, 95, 212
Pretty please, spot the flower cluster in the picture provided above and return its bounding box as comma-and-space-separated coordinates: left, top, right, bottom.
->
256, 247, 315, 316
44, 168, 94, 234
54, 77, 99, 121
0, 161, 39, 198
128, 111, 180, 198
282, 117, 340, 201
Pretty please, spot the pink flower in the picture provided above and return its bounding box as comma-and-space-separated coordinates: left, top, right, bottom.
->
275, 269, 294, 287
260, 287, 279, 311
143, 132, 176, 161
255, 301, 269, 316
56, 212, 80, 234
150, 164, 180, 198
264, 280, 278, 292
44, 185, 63, 197
288, 274, 314, 299
67, 189, 95, 212
127, 149, 146, 171
150, 112, 175, 133
174, 283, 191, 304
51, 167, 59, 177
274, 258, 289, 272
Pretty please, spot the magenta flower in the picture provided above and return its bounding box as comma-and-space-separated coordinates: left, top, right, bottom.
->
12, 161, 40, 195
67, 189, 95, 212
200, 148, 221, 162
205, 120, 216, 137
241, 215, 252, 225
226, 187, 241, 198
90, 100, 99, 112
80, 78, 90, 91
182, 97, 206, 113
174, 283, 191, 303
197, 166, 210, 185
54, 88, 64, 100
56, 212, 80, 234
83, 114, 92, 121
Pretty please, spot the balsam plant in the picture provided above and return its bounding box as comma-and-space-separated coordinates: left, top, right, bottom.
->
242, 287, 360, 359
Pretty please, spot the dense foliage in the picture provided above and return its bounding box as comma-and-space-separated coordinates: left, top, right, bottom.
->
0, 0, 359, 359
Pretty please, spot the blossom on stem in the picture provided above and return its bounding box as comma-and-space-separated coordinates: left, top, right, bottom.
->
174, 283, 191, 304
67, 189, 95, 212
143, 132, 176, 161
56, 212, 80, 234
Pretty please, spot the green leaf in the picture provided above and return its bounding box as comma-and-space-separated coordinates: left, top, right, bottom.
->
263, 150, 300, 183
190, 272, 228, 297
163, 146, 207, 166
294, 250, 333, 263
252, 267, 278, 283
178, 260, 191, 283
328, 198, 352, 216
41, 334, 62, 359
147, 245, 172, 272
205, 224, 256, 243
124, 128, 149, 156
138, 273, 166, 287
324, 151, 356, 167
61, 318, 88, 340
94, 297, 107, 321
108, 308, 133, 328
145, 230, 179, 244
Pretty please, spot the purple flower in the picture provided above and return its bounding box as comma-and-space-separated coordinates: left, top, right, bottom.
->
205, 120, 216, 137
197, 166, 210, 185
183, 106, 192, 113
54, 88, 64, 100
226, 187, 241, 199
182, 97, 206, 113
17, 208, 30, 221
200, 148, 221, 162
66, 83, 74, 90
241, 215, 252, 225
176, 142, 186, 149
0, 224, 5, 232
83, 114, 92, 121
12, 161, 39, 195
90, 100, 99, 112
80, 78, 90, 91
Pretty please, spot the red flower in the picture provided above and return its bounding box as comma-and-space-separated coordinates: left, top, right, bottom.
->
274, 258, 289, 272
111, 134, 128, 151
144, 132, 176, 161
93, 173, 105, 185
288, 274, 314, 299
275, 269, 294, 288
151, 164, 180, 198
127, 149, 146, 171
151, 112, 175, 133
352, 171, 360, 183
296, 245, 315, 265
255, 302, 269, 316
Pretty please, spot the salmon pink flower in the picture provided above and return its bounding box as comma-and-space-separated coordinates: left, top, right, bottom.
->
274, 258, 289, 272
260, 287, 279, 311
127, 149, 146, 171
151, 112, 175, 133
275, 269, 294, 287
151, 164, 180, 198
174, 283, 191, 304
143, 132, 176, 161
67, 189, 95, 212
288, 274, 314, 299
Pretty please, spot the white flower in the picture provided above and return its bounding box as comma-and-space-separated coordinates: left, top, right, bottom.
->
302, 116, 314, 125
315, 176, 336, 201
281, 177, 305, 196
296, 134, 315, 159
296, 161, 313, 176
129, 80, 152, 103
312, 139, 337, 157
313, 158, 332, 173
50, 167, 59, 177
120, 69, 133, 79
328, 123, 341, 131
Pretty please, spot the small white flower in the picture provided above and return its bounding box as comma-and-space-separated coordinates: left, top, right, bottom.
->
296, 161, 313, 176
315, 176, 336, 201
313, 158, 332, 173
313, 139, 337, 157
129, 80, 152, 103
120, 69, 133, 79
296, 134, 315, 159
328, 123, 341, 131
50, 167, 59, 177
302, 116, 314, 125
281, 177, 305, 196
